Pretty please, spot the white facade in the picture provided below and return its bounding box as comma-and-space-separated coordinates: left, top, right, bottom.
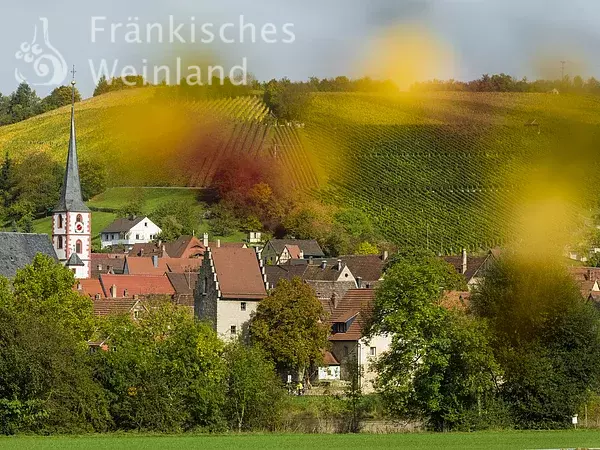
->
358, 334, 392, 392
53, 211, 92, 279
100, 217, 161, 249
216, 298, 260, 339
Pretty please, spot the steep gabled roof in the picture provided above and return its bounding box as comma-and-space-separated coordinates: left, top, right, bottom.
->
268, 239, 324, 257
338, 255, 385, 283
54, 88, 89, 213
75, 278, 104, 298
101, 217, 146, 234
211, 247, 267, 300
329, 289, 375, 342
65, 253, 84, 266
167, 272, 198, 296
443, 255, 489, 282
0, 233, 57, 278
165, 235, 204, 258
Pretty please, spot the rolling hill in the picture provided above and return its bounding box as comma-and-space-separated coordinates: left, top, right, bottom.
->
5, 88, 600, 252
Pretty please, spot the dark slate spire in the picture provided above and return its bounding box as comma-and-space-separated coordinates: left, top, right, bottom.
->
54, 66, 89, 213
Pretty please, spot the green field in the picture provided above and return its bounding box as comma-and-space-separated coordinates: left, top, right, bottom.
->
2, 431, 600, 450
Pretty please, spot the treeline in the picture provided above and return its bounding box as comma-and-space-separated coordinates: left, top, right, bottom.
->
411, 73, 600, 93
0, 152, 106, 232
0, 83, 82, 126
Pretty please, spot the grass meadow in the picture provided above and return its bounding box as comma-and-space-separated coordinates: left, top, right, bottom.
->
2, 431, 600, 450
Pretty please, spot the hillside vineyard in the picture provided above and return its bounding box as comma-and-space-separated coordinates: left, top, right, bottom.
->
2, 89, 598, 253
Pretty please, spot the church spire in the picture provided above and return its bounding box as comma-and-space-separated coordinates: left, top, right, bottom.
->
54, 65, 89, 213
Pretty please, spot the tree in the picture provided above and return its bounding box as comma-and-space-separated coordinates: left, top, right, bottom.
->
366, 251, 498, 431
40, 85, 81, 112
79, 159, 108, 201
250, 277, 330, 381
150, 199, 198, 241
470, 254, 600, 429
93, 75, 111, 97
0, 307, 109, 434
0, 151, 14, 208
9, 83, 40, 123
224, 341, 285, 432
263, 79, 311, 121
355, 241, 379, 255
93, 302, 227, 432
8, 254, 94, 341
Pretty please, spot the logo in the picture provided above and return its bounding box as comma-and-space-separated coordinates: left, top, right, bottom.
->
15, 18, 68, 87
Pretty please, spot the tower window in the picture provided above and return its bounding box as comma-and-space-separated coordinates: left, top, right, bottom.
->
58, 215, 63, 229
76, 240, 82, 254
57, 236, 63, 249
76, 214, 83, 223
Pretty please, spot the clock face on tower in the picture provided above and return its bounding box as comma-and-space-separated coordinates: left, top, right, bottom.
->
75, 222, 84, 233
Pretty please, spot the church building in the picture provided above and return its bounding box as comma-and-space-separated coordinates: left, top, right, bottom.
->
52, 76, 91, 279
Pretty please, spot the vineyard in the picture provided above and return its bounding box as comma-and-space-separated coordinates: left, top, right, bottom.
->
3, 88, 600, 251
301, 92, 600, 252
0, 89, 318, 189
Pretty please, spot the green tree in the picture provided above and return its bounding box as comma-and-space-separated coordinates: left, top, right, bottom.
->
263, 79, 311, 121
355, 241, 379, 255
93, 302, 226, 432
0, 307, 109, 434
93, 75, 111, 97
250, 277, 330, 381
224, 341, 285, 432
366, 251, 499, 431
79, 159, 108, 201
470, 254, 600, 429
150, 199, 198, 241
40, 85, 81, 111
8, 254, 94, 341
0, 150, 14, 208
9, 83, 41, 122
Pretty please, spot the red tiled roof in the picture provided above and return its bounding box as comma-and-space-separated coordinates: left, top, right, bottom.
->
167, 272, 198, 296
100, 274, 175, 297
125, 256, 169, 275
211, 247, 267, 300
75, 279, 104, 298
323, 350, 340, 366
166, 236, 205, 258
165, 258, 202, 273
285, 244, 302, 259
329, 289, 375, 342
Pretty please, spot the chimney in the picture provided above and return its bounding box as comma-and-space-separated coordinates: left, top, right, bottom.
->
299, 250, 304, 259
382, 250, 389, 261
76, 281, 82, 291
110, 284, 117, 298
461, 249, 468, 275
158, 239, 162, 247
152, 255, 159, 268
139, 248, 144, 257
356, 277, 362, 289
203, 233, 209, 247
123, 289, 129, 297
332, 293, 339, 310
162, 245, 166, 255
320, 260, 327, 269
217, 239, 221, 248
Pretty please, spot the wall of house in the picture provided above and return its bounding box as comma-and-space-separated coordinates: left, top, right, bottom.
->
329, 333, 391, 393
216, 298, 260, 339
100, 218, 161, 249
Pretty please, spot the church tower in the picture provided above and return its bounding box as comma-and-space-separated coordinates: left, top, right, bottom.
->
52, 68, 91, 279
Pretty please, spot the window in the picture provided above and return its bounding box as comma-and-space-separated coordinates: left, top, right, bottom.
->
76, 240, 82, 254
370, 347, 377, 357
133, 310, 140, 320
136, 234, 140, 240
241, 302, 247, 311
57, 235, 63, 249
145, 222, 148, 227
230, 325, 237, 335
202, 277, 208, 295
76, 214, 83, 223
57, 215, 63, 229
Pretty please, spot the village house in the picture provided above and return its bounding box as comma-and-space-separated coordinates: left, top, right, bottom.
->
100, 216, 161, 249
92, 297, 148, 320
261, 239, 325, 265
321, 289, 392, 392
443, 248, 500, 289
194, 246, 267, 338
91, 253, 126, 278
128, 235, 205, 259
0, 232, 58, 278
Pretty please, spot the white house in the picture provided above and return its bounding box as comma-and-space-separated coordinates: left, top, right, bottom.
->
100, 216, 162, 249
